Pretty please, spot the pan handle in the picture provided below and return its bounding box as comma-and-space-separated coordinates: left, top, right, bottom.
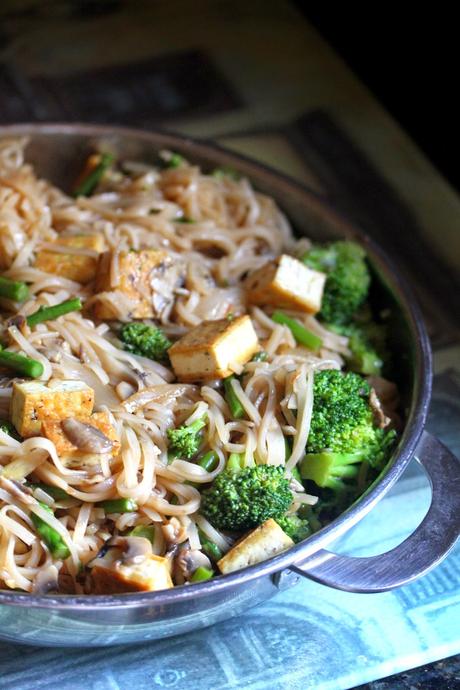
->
290, 432, 460, 592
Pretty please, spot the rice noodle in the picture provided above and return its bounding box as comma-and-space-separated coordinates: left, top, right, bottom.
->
0, 138, 374, 594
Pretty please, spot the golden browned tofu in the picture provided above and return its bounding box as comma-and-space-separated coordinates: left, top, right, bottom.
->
169, 315, 259, 381
91, 554, 173, 593
93, 249, 183, 320
11, 380, 94, 438
217, 518, 294, 575
34, 235, 104, 284
41, 411, 120, 467
245, 254, 326, 314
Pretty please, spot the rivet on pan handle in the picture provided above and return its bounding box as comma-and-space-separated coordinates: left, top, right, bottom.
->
290, 432, 460, 593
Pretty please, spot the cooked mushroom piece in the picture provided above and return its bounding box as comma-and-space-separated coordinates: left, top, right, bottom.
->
369, 388, 391, 429
33, 564, 60, 594
161, 517, 187, 545
61, 417, 114, 454
175, 546, 212, 581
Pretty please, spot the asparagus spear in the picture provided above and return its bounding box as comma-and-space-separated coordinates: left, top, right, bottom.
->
26, 298, 82, 327
100, 498, 138, 514
31, 503, 70, 560
272, 311, 322, 351
223, 375, 245, 419
195, 450, 219, 472
0, 277, 29, 302
73, 152, 114, 197
0, 347, 44, 378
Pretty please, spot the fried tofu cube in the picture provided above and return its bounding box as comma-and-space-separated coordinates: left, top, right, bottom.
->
169, 315, 259, 381
217, 518, 294, 575
34, 234, 104, 284
91, 554, 173, 593
11, 380, 94, 438
93, 249, 182, 320
41, 411, 120, 468
245, 254, 326, 314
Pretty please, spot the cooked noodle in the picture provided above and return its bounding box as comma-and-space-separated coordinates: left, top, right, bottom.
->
0, 138, 360, 594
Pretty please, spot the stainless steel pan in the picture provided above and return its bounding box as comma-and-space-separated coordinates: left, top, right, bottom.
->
0, 124, 459, 647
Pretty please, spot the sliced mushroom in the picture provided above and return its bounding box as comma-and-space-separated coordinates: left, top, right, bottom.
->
61, 418, 114, 454
369, 388, 391, 429
33, 564, 60, 594
110, 536, 153, 565
161, 517, 187, 546
89, 536, 153, 569
175, 547, 212, 581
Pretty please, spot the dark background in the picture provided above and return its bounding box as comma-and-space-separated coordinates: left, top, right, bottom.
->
302, 6, 459, 190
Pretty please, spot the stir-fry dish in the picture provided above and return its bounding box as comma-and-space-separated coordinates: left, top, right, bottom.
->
0, 138, 400, 594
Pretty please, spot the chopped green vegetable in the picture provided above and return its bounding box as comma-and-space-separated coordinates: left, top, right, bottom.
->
301, 241, 370, 325
0, 347, 44, 378
226, 453, 244, 472
201, 464, 293, 531
26, 298, 82, 327
328, 318, 387, 376
31, 503, 70, 560
129, 525, 156, 545
276, 514, 311, 543
212, 166, 240, 180
165, 152, 183, 169
0, 277, 29, 302
190, 566, 214, 582
272, 311, 322, 351
223, 375, 245, 418
196, 450, 219, 472
302, 369, 397, 518
300, 451, 364, 488
176, 216, 195, 223
119, 322, 172, 363
31, 483, 69, 501
198, 528, 223, 562
167, 416, 207, 459
0, 420, 21, 441
251, 350, 268, 362
73, 152, 114, 197
101, 498, 138, 514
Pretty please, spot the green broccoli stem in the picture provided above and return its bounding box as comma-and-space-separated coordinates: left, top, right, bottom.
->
73, 152, 114, 197
26, 298, 82, 327
0, 347, 44, 378
100, 498, 138, 513
198, 528, 223, 562
271, 311, 322, 351
128, 525, 156, 545
31, 503, 70, 560
226, 453, 244, 472
196, 450, 219, 472
190, 566, 214, 583
0, 277, 29, 302
300, 451, 365, 487
223, 375, 245, 418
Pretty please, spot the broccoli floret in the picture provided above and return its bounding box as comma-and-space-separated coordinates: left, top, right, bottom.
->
329, 321, 386, 376
301, 241, 370, 325
201, 465, 293, 531
307, 370, 376, 454
276, 514, 311, 543
300, 369, 396, 515
119, 323, 172, 363
167, 417, 207, 459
